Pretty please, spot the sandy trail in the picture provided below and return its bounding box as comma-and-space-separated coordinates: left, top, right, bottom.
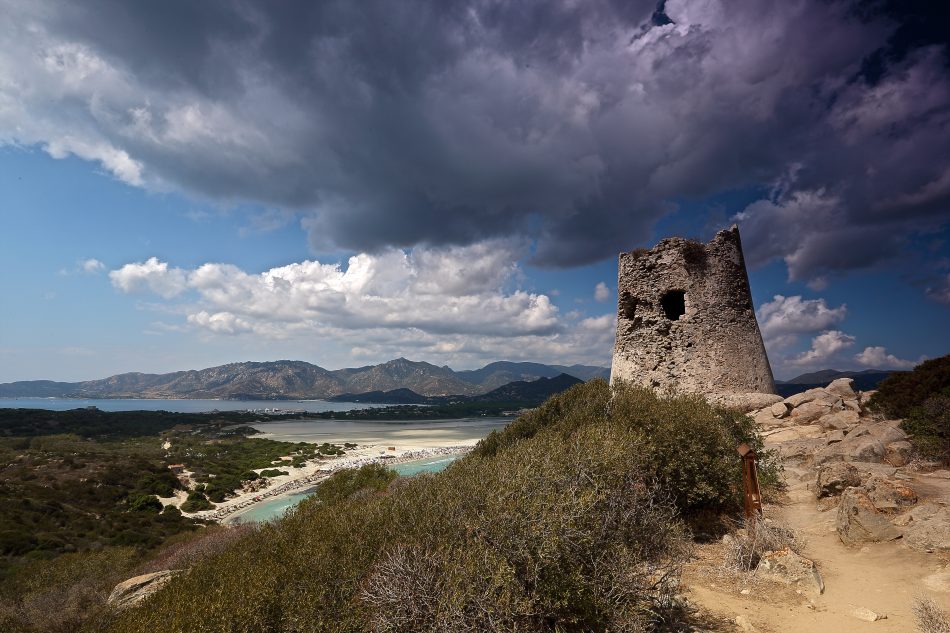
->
685, 465, 950, 632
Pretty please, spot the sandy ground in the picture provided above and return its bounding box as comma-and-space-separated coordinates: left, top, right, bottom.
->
174, 442, 473, 523
683, 465, 950, 632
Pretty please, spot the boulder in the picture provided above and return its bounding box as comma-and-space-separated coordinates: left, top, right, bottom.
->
901, 502, 950, 552
842, 398, 862, 414
108, 570, 180, 610
816, 434, 885, 465
817, 410, 860, 431
826, 430, 845, 444
825, 377, 857, 399
755, 547, 824, 595
863, 476, 917, 513
850, 607, 886, 622
773, 438, 830, 464
790, 401, 834, 425
785, 388, 828, 408
884, 441, 913, 467
836, 487, 901, 545
816, 462, 861, 498
753, 408, 782, 427
770, 402, 791, 419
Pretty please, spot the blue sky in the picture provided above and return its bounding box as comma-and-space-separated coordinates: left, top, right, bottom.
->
1, 1, 949, 382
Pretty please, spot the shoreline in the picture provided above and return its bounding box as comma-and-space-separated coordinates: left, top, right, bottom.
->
187, 444, 473, 523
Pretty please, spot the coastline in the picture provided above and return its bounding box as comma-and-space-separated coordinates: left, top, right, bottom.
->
185, 443, 474, 523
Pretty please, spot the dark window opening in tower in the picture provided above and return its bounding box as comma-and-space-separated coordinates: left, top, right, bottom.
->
661, 290, 686, 320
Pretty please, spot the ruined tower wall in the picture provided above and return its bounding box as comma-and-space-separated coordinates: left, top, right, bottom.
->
610, 226, 776, 396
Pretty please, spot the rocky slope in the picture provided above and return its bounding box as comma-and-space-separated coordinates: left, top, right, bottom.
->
0, 359, 607, 399
751, 378, 949, 554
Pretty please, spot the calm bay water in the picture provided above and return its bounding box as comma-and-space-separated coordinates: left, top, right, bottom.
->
0, 397, 387, 414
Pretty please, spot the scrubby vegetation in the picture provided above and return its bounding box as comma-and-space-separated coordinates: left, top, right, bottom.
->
0, 408, 351, 631
870, 355, 950, 464
111, 381, 777, 632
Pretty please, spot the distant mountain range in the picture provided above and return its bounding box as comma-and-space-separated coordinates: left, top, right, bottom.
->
0, 359, 609, 400
329, 373, 584, 405
775, 368, 895, 397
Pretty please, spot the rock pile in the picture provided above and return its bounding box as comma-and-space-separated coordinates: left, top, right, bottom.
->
749, 377, 949, 552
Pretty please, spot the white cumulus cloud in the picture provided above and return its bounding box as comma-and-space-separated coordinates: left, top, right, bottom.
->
80, 258, 105, 274
109, 257, 188, 299
594, 282, 610, 302
757, 294, 847, 339
106, 242, 619, 366
854, 346, 918, 370
790, 330, 856, 367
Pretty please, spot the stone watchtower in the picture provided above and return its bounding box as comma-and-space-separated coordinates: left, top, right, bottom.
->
610, 226, 775, 396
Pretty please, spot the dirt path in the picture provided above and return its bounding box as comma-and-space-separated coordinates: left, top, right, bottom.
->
684, 466, 950, 632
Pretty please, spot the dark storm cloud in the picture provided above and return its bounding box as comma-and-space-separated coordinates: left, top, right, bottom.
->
2, 0, 949, 276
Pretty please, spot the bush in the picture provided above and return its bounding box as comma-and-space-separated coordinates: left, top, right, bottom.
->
127, 493, 163, 514
258, 469, 289, 478
869, 355, 950, 464
108, 380, 772, 632
869, 355, 950, 418
180, 492, 214, 513
902, 394, 950, 464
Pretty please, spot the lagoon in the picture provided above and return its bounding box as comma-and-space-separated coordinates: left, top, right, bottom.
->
231, 453, 463, 523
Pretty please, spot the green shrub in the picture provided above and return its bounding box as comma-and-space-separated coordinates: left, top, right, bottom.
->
108, 380, 774, 632
259, 469, 289, 478
180, 492, 214, 513
869, 355, 950, 418
869, 355, 950, 464
901, 394, 950, 464
307, 462, 397, 507
127, 493, 163, 513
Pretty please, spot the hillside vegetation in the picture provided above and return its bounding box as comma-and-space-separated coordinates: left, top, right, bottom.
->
870, 354, 950, 464
111, 380, 777, 632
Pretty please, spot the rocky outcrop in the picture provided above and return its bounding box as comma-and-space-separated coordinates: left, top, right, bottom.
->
836, 487, 902, 545
752, 378, 949, 553
107, 570, 180, 610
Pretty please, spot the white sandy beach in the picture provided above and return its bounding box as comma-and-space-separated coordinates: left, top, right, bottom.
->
180, 442, 474, 523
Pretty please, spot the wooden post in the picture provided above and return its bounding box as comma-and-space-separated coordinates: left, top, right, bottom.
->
736, 442, 763, 522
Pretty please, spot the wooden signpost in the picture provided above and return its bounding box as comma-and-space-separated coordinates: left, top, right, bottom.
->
737, 442, 763, 522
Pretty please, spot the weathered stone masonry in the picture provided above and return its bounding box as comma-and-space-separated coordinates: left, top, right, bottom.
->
610, 226, 776, 396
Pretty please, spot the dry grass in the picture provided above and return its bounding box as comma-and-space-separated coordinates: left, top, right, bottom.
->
914, 597, 950, 633
724, 516, 802, 572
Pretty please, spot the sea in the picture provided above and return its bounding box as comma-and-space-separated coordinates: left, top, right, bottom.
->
0, 397, 387, 414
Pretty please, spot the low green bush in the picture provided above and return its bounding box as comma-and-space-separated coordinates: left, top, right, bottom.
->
258, 469, 289, 478
180, 492, 214, 513
126, 493, 163, 513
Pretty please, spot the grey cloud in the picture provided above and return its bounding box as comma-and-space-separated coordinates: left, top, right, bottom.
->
2, 0, 949, 271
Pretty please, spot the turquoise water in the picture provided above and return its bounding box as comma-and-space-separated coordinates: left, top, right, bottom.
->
0, 397, 387, 413
231, 454, 461, 524
392, 454, 460, 476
